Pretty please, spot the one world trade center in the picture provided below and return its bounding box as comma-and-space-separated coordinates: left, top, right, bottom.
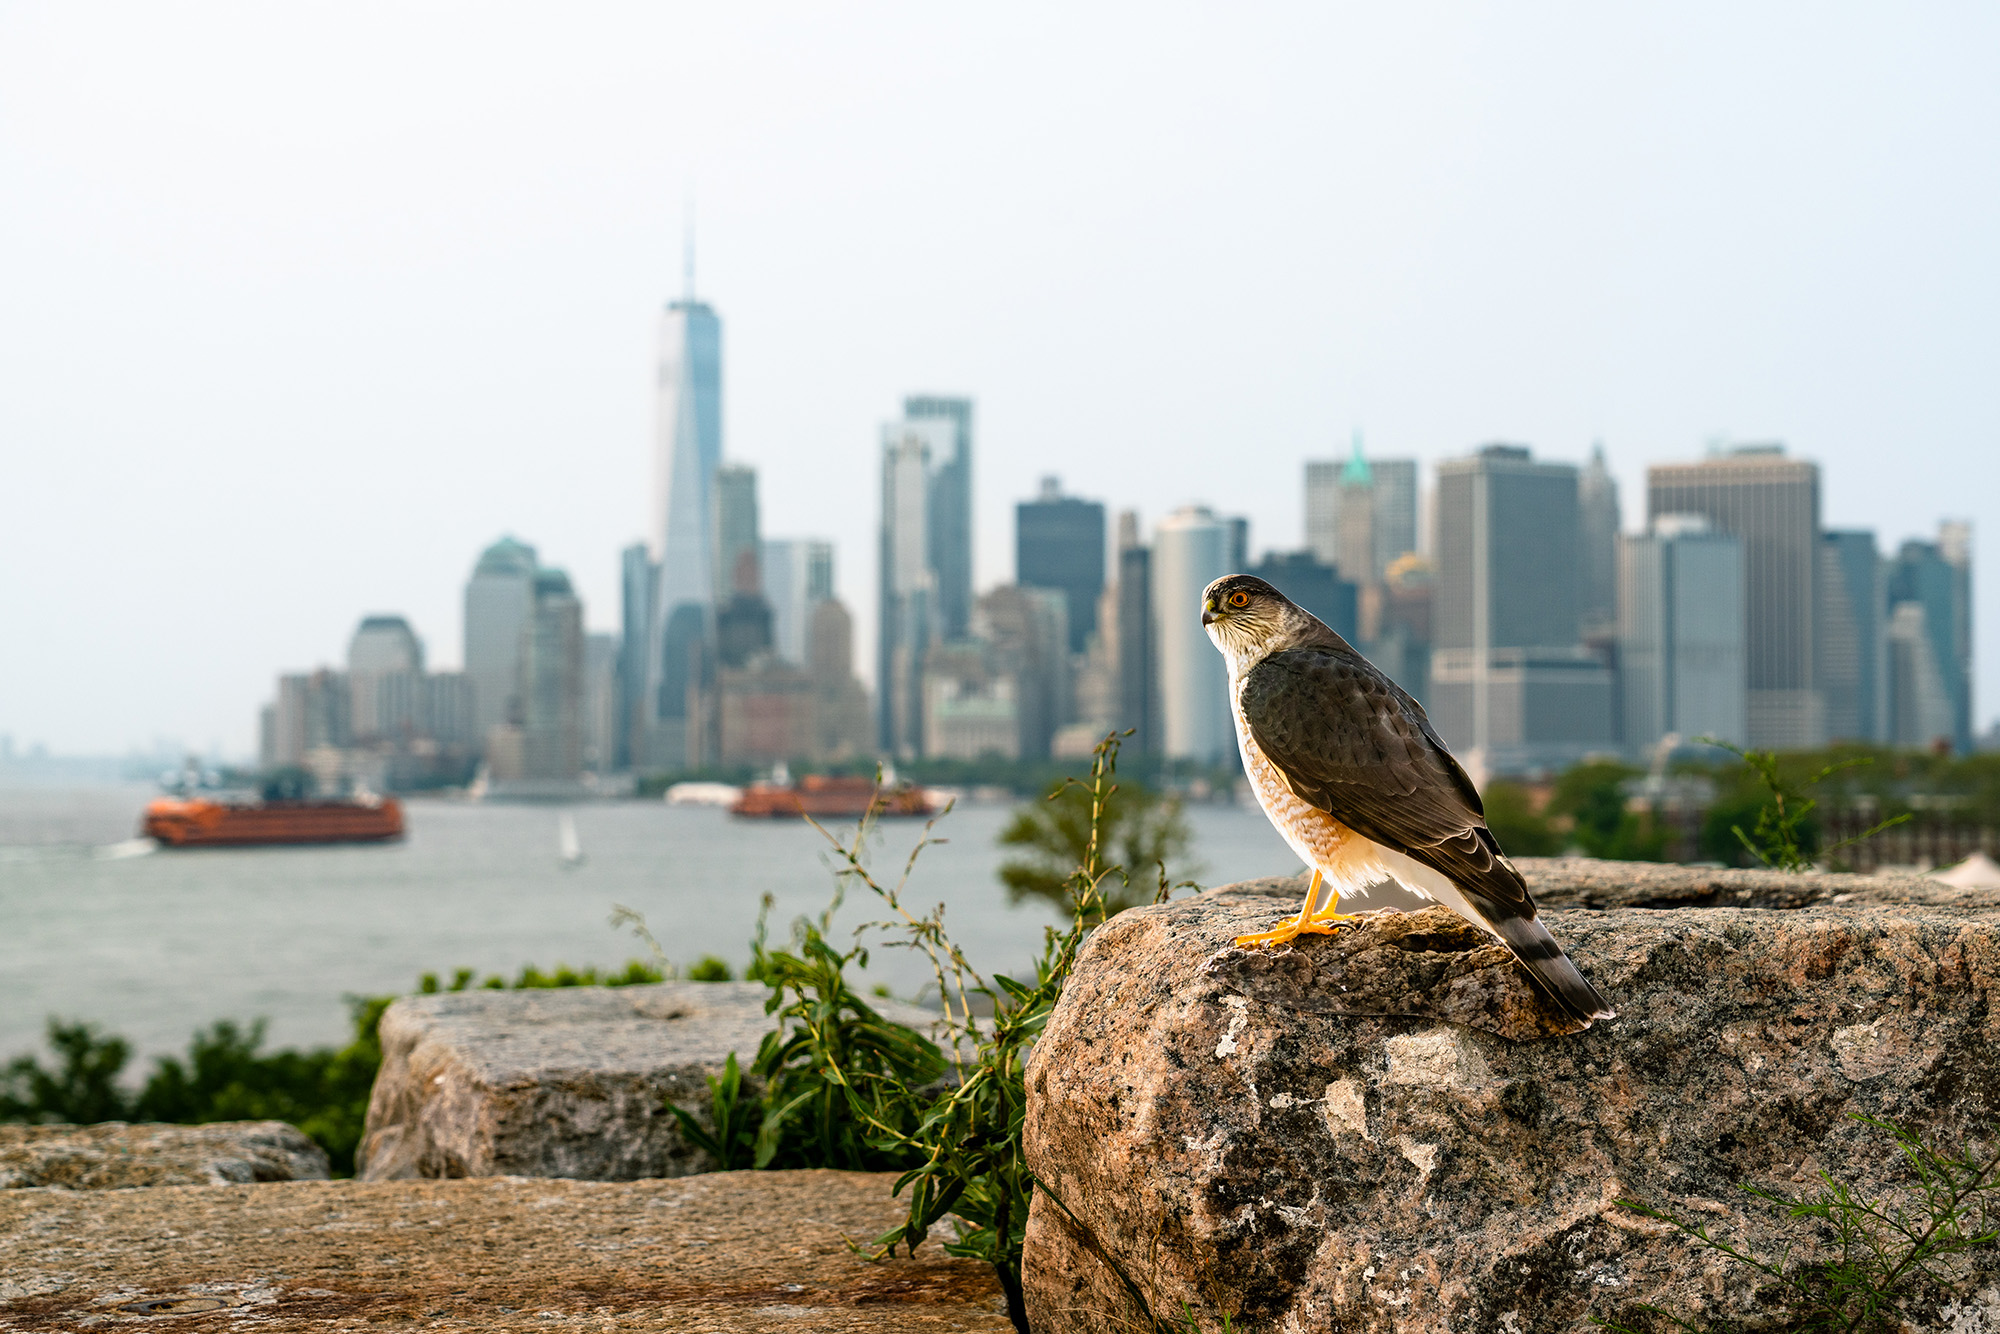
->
641, 277, 722, 769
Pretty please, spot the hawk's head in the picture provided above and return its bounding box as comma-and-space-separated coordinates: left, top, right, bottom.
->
1200, 574, 1316, 668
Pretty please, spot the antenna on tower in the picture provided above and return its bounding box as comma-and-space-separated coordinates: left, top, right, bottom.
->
682, 196, 696, 301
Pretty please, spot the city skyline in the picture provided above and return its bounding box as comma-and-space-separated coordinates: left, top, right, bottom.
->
4, 6, 1997, 755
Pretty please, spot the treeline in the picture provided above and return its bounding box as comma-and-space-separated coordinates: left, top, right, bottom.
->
1485, 745, 2000, 868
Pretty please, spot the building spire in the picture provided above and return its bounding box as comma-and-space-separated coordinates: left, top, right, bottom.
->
682, 197, 696, 301
1340, 428, 1372, 486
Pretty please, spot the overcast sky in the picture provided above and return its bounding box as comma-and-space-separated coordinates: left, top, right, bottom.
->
3, 3, 1996, 757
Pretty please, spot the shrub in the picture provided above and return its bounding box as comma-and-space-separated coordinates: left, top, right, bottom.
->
1602, 1115, 2000, 1333
998, 771, 1193, 920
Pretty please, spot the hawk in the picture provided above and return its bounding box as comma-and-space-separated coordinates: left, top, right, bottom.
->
1201, 574, 1613, 1027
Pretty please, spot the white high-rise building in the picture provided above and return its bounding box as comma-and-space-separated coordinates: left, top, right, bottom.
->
347, 615, 425, 746
878, 420, 948, 757
1618, 516, 1747, 752
1152, 506, 1234, 763
642, 289, 724, 768
762, 538, 834, 667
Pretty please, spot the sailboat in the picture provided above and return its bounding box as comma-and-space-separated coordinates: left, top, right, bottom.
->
557, 812, 584, 869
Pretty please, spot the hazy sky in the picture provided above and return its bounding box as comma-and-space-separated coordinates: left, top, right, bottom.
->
3, 3, 1996, 756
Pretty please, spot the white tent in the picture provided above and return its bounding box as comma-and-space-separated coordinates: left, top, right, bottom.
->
1931, 851, 2000, 889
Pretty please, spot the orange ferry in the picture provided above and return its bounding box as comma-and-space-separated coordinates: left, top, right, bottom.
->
729, 774, 936, 820
142, 797, 404, 847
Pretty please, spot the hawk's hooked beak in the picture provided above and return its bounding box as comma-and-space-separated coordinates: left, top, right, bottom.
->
1200, 597, 1220, 626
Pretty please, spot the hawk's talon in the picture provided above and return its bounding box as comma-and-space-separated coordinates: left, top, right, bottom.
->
1230, 868, 1371, 948
1231, 911, 1368, 949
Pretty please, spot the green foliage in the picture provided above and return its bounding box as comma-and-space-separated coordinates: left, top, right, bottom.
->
0, 1021, 133, 1125
665, 1052, 758, 1171
790, 734, 1162, 1331
133, 1014, 383, 1173
657, 743, 1157, 1329
0, 1010, 381, 1174
1601, 1116, 2000, 1333
997, 773, 1194, 920
686, 956, 734, 982
746, 903, 946, 1172
1698, 740, 1910, 872
416, 959, 667, 992
1481, 780, 1560, 856
1548, 761, 1669, 862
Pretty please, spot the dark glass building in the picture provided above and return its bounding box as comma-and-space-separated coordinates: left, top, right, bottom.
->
905, 395, 974, 643
1251, 551, 1358, 644
1016, 477, 1106, 655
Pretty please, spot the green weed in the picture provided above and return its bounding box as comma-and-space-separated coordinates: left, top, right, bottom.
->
1699, 740, 1911, 872
1600, 1115, 2000, 1333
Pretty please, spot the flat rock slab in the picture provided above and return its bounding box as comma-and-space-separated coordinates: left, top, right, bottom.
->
1516, 856, 2000, 911
0, 1170, 1012, 1333
359, 983, 942, 1182
0, 1123, 329, 1189
1023, 882, 2000, 1333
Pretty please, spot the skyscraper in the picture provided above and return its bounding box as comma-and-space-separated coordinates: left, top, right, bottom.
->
1251, 551, 1358, 643
651, 296, 723, 609
1618, 516, 1747, 752
1887, 602, 1956, 750
1430, 445, 1613, 773
712, 464, 761, 599
905, 395, 974, 643
1113, 513, 1158, 757
616, 543, 652, 770
518, 567, 585, 781
1304, 459, 1342, 568
463, 536, 539, 752
582, 632, 619, 773
878, 419, 944, 757
347, 615, 425, 746
1435, 446, 1582, 653
643, 286, 724, 769
976, 585, 1071, 760
1578, 444, 1622, 635
348, 616, 423, 676
1370, 458, 1420, 579
1304, 437, 1418, 585
761, 538, 835, 668
1016, 476, 1106, 655
1819, 530, 1885, 744
1647, 446, 1823, 750
1152, 506, 1234, 763
1334, 447, 1375, 584
1887, 524, 1974, 752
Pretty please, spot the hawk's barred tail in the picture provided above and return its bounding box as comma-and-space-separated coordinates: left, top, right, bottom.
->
1478, 904, 1616, 1025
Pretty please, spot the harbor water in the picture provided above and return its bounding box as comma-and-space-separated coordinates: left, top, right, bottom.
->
0, 783, 1307, 1066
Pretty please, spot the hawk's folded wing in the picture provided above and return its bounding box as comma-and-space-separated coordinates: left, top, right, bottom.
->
1237, 644, 1534, 923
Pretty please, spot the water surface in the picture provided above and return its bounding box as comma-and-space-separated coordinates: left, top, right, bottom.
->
0, 784, 1306, 1064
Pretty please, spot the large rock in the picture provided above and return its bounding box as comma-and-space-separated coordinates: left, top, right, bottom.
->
1517, 856, 1987, 911
1022, 877, 2000, 1333
359, 982, 942, 1182
0, 1121, 329, 1189
0, 1169, 1012, 1331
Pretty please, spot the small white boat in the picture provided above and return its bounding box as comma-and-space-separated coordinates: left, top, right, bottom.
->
557, 812, 584, 868
665, 781, 743, 808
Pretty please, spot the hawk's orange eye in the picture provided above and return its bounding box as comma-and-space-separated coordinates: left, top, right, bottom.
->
1229, 591, 1250, 608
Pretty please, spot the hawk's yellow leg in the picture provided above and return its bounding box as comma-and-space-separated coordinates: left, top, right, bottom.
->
1232, 868, 1371, 948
